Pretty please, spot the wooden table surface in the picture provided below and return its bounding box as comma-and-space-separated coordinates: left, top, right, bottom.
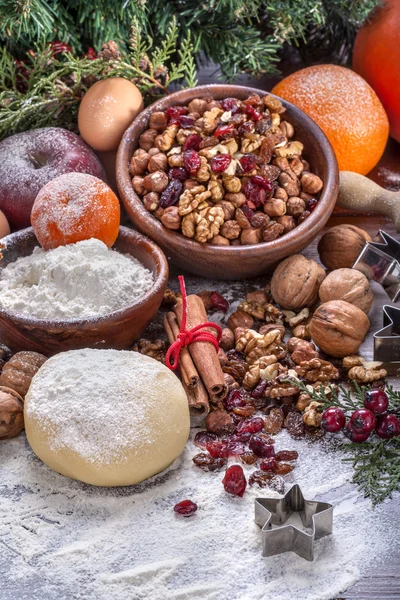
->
195, 63, 400, 600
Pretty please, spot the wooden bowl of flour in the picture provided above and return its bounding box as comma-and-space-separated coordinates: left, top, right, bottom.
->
0, 226, 168, 355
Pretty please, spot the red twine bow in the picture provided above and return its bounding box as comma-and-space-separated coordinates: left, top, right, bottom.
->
166, 275, 222, 370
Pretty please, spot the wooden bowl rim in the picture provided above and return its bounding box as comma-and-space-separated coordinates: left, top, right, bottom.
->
117, 84, 338, 256
0, 226, 168, 329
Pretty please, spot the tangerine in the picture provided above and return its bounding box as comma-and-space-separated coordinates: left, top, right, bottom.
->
272, 64, 389, 175
31, 172, 120, 250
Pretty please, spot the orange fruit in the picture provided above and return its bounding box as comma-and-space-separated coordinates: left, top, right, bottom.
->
272, 65, 389, 175
31, 172, 120, 250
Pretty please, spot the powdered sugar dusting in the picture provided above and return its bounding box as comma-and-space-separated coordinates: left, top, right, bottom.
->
0, 238, 153, 320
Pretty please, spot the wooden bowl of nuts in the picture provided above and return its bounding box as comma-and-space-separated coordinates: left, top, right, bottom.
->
0, 226, 168, 355
117, 84, 339, 279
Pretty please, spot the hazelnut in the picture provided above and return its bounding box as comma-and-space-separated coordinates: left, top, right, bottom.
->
220, 328, 235, 351
148, 153, 168, 172
210, 235, 230, 246
259, 323, 286, 338
278, 169, 301, 197
223, 176, 241, 193
149, 147, 160, 157
143, 192, 160, 212
275, 215, 296, 233
184, 178, 199, 190
273, 157, 290, 171
264, 198, 286, 217
227, 310, 254, 331
161, 206, 181, 230
149, 111, 168, 131
309, 300, 370, 358
0, 386, 24, 439
286, 197, 306, 217
241, 227, 263, 245
301, 172, 323, 194
224, 192, 246, 207
271, 255, 326, 310
319, 268, 373, 314
132, 176, 146, 195
188, 98, 209, 115
168, 154, 184, 168
139, 128, 158, 151
250, 213, 270, 229
262, 221, 284, 241
143, 170, 169, 193
289, 157, 304, 177
129, 150, 150, 176
318, 225, 372, 271
215, 200, 235, 221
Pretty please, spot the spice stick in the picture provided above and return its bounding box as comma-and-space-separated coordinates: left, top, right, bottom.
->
174, 295, 228, 400
183, 378, 210, 425
163, 312, 199, 389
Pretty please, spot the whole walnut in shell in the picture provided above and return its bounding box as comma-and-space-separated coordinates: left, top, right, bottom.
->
0, 351, 47, 398
319, 268, 373, 314
318, 225, 371, 271
271, 254, 326, 310
0, 386, 24, 439
309, 300, 370, 358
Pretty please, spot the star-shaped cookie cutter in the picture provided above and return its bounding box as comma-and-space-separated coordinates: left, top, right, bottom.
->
255, 484, 333, 561
353, 230, 400, 302
374, 305, 400, 363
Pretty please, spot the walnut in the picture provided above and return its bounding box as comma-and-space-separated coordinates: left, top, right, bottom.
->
196, 156, 211, 182
274, 141, 304, 158
162, 288, 181, 307
133, 339, 166, 362
259, 323, 286, 338
348, 364, 387, 383
319, 268, 373, 314
292, 323, 310, 340
227, 310, 254, 331
241, 134, 262, 153
161, 206, 181, 230
223, 373, 240, 391
203, 107, 223, 133
318, 225, 372, 271
143, 170, 169, 193
263, 198, 286, 218
243, 356, 281, 388
296, 393, 312, 411
271, 255, 326, 310
223, 176, 242, 193
0, 351, 47, 397
286, 197, 306, 218
342, 355, 363, 369
265, 382, 299, 398
289, 339, 319, 365
208, 178, 224, 202
309, 300, 370, 358
148, 153, 168, 172
301, 172, 324, 194
149, 111, 168, 131
129, 150, 150, 175
188, 98, 209, 115
278, 169, 301, 197
238, 301, 265, 320
153, 207, 164, 220
236, 328, 283, 364
155, 125, 178, 151
220, 220, 241, 240
280, 121, 294, 138
264, 303, 284, 324
199, 143, 229, 160
139, 128, 158, 151
295, 358, 339, 382
182, 205, 224, 242
302, 401, 323, 427
132, 175, 145, 195
224, 192, 246, 207
178, 186, 211, 216
220, 328, 235, 352
288, 308, 310, 327
223, 139, 239, 156
210, 234, 230, 246
262, 221, 285, 241
0, 386, 24, 439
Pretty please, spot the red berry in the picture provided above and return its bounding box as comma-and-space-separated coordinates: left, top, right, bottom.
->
159, 179, 183, 208
344, 422, 371, 443
194, 430, 218, 449
168, 167, 189, 181
222, 465, 247, 497
183, 149, 201, 176
206, 440, 229, 458
236, 417, 264, 435
238, 121, 255, 135
321, 407, 346, 433
307, 198, 318, 212
50, 41, 72, 55
364, 389, 389, 415
376, 413, 400, 439
260, 457, 277, 471
165, 106, 187, 118
214, 123, 235, 138
226, 440, 246, 456
221, 98, 241, 114
244, 176, 273, 207
183, 134, 202, 152
223, 389, 246, 411
210, 154, 232, 173
178, 115, 195, 128
243, 105, 262, 121
240, 154, 257, 173
249, 435, 275, 458
85, 47, 97, 60
174, 499, 198, 516
350, 408, 376, 434
210, 291, 229, 311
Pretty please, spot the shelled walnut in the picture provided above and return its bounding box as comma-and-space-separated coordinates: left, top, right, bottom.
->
271, 254, 326, 310
0, 386, 24, 439
0, 351, 47, 398
132, 339, 167, 362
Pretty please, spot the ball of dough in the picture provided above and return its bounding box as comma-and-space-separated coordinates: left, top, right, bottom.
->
78, 78, 143, 152
24, 349, 190, 486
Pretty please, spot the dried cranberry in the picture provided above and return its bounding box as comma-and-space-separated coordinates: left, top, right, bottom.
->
238, 121, 255, 135
165, 106, 187, 121
237, 417, 264, 435
221, 98, 241, 114
273, 463, 294, 475
240, 154, 257, 173
206, 440, 229, 458
226, 440, 246, 456
260, 457, 277, 471
183, 134, 202, 152
174, 499, 198, 516
210, 154, 231, 173
244, 176, 273, 207
177, 115, 195, 128
159, 179, 183, 208
183, 149, 201, 176
249, 175, 273, 191
243, 104, 262, 121
251, 380, 268, 399
275, 450, 298, 461
222, 465, 247, 497
214, 123, 235, 138
249, 435, 275, 458
210, 291, 229, 312
194, 431, 218, 449
168, 167, 189, 181
223, 389, 246, 411
307, 198, 318, 212
192, 452, 227, 471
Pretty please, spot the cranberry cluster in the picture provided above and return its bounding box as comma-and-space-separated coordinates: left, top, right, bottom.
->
321, 389, 400, 442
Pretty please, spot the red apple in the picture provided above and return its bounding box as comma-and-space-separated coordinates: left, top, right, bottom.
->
0, 127, 107, 230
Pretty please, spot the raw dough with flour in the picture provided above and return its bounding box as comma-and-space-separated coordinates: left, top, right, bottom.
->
24, 349, 190, 486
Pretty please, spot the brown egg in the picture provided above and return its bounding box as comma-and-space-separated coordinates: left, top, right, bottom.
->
0, 210, 10, 238
78, 78, 144, 152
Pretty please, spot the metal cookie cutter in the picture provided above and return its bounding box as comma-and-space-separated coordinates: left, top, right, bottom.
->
255, 484, 333, 561
353, 230, 400, 302
374, 305, 400, 363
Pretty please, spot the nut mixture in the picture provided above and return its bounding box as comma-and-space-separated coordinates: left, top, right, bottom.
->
130, 93, 324, 245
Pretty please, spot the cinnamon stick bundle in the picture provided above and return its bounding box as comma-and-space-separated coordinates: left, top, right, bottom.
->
174, 295, 228, 400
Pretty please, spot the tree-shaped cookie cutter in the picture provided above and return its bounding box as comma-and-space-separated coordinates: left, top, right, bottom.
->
255, 484, 333, 561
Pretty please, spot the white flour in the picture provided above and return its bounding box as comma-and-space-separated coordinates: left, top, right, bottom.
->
0, 238, 153, 320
